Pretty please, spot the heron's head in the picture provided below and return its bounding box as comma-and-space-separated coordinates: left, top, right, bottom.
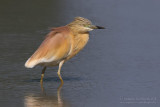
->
68, 17, 105, 33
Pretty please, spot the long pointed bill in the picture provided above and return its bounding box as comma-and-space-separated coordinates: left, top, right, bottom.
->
90, 25, 105, 29
95, 26, 105, 29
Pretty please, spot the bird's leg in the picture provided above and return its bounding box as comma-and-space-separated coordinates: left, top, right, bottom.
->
40, 66, 47, 83
57, 81, 63, 105
57, 60, 65, 84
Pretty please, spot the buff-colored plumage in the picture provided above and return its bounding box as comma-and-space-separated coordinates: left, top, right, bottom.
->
25, 17, 104, 83
25, 26, 73, 68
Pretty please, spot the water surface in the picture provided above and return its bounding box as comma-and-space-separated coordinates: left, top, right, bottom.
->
0, 0, 160, 107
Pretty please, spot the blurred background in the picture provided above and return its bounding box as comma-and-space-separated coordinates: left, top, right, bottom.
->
0, 0, 160, 107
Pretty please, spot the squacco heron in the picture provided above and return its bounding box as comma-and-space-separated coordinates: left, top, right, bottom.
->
25, 17, 105, 83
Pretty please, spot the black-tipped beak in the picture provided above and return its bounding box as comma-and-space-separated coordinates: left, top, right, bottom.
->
90, 25, 105, 29
95, 26, 105, 29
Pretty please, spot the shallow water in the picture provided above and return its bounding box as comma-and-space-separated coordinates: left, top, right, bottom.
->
0, 0, 160, 107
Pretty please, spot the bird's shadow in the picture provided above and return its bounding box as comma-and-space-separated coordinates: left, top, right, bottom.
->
25, 76, 82, 83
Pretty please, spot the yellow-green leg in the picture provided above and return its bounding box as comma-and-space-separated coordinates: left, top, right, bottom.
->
40, 66, 47, 83
57, 60, 64, 84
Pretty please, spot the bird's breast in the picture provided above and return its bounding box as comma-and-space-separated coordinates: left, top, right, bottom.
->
66, 33, 89, 60
73, 34, 89, 52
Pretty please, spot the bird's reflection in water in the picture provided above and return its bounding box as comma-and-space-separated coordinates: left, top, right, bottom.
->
24, 83, 69, 107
